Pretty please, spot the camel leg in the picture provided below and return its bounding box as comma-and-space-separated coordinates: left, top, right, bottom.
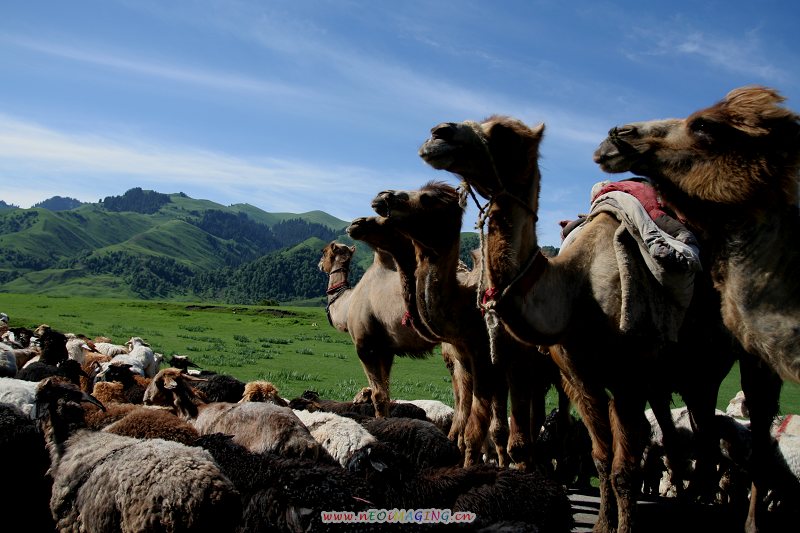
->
741, 353, 783, 533
649, 392, 689, 497
462, 344, 494, 467
357, 349, 393, 418
609, 392, 647, 533
449, 355, 473, 456
559, 370, 616, 533
489, 363, 511, 468
505, 349, 534, 470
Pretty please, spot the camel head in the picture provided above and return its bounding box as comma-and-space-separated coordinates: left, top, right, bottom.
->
318, 241, 355, 274
418, 115, 545, 203
370, 181, 464, 248
594, 85, 800, 216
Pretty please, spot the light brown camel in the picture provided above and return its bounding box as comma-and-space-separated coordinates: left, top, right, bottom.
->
318, 241, 437, 418
594, 85, 800, 532
418, 116, 728, 533
344, 215, 479, 453
363, 181, 511, 468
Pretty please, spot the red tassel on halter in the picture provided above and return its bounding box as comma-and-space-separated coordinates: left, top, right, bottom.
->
401, 311, 413, 327
482, 287, 498, 304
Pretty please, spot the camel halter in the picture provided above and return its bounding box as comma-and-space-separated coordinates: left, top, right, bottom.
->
324, 266, 350, 327
461, 120, 544, 364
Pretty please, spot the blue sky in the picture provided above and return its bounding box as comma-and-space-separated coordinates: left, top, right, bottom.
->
1, 1, 798, 247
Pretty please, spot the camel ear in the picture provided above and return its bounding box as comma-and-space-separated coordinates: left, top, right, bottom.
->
531, 122, 545, 138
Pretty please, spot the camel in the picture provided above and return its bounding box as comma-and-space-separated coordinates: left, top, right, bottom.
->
344, 215, 479, 454
418, 116, 731, 533
358, 181, 512, 468
318, 240, 437, 418
594, 85, 800, 532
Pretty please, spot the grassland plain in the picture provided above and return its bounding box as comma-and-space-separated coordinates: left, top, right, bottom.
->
1, 292, 798, 414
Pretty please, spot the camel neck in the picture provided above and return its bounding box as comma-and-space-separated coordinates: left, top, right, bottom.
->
326, 267, 350, 296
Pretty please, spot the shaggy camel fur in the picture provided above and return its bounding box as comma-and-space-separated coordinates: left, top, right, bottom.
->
418, 116, 730, 533
594, 85, 800, 532
362, 181, 511, 468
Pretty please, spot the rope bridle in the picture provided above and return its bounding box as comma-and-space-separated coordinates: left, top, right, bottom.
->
460, 120, 545, 364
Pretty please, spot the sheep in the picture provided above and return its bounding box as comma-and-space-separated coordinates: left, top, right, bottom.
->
394, 399, 454, 434
291, 389, 428, 420
95, 336, 159, 381
239, 380, 289, 406
353, 386, 454, 432
79, 352, 112, 393
91, 362, 147, 404
346, 447, 573, 532
144, 367, 321, 460
21, 327, 68, 369
0, 376, 38, 417
92, 337, 130, 357
16, 359, 87, 386
726, 390, 750, 420
191, 372, 246, 402
64, 333, 96, 365
361, 416, 462, 470
293, 409, 378, 467
1, 325, 35, 349
195, 432, 377, 533
167, 353, 208, 375
0, 343, 17, 377
101, 407, 201, 446
534, 407, 594, 490
32, 376, 242, 533
0, 402, 55, 532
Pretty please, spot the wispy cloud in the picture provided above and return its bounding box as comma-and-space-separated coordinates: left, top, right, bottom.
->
626, 24, 787, 82
0, 114, 395, 219
0, 33, 320, 100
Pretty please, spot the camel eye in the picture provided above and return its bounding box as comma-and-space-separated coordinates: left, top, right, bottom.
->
690, 118, 714, 135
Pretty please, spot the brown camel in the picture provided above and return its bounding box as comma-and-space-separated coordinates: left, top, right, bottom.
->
594, 85, 800, 532
318, 241, 437, 418
418, 116, 729, 533
363, 181, 511, 468
345, 215, 478, 453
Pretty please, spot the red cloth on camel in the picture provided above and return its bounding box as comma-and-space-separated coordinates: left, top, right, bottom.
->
591, 180, 667, 221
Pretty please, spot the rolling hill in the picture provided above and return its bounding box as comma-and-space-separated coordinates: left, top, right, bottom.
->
0, 188, 356, 302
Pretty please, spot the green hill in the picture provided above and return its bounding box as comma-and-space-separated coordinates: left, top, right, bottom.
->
0, 188, 350, 301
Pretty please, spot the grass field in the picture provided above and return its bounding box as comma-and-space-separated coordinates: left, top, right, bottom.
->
2, 292, 798, 415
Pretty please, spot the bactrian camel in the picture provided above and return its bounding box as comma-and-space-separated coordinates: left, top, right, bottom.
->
418, 115, 730, 533
318, 241, 437, 418
362, 182, 512, 468
594, 85, 800, 533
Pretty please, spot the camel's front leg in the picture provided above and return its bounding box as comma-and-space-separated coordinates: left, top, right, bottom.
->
357, 349, 393, 418
489, 362, 510, 468
559, 371, 615, 533
608, 393, 648, 533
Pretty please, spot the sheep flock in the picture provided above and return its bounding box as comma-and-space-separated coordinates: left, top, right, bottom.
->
2, 313, 799, 532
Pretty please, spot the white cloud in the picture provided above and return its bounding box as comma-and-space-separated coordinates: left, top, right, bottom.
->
0, 114, 392, 220
627, 25, 787, 82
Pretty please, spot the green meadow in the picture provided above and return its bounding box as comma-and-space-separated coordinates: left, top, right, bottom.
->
2, 292, 798, 414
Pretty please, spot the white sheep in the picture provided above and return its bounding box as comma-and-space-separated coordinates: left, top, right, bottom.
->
293, 409, 378, 467
33, 377, 242, 532
1, 343, 17, 377
0, 376, 38, 417
93, 340, 130, 357
394, 398, 454, 434
96, 337, 159, 380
